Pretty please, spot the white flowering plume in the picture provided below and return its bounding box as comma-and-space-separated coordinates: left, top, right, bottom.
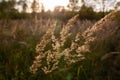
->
30, 14, 90, 74
83, 10, 120, 44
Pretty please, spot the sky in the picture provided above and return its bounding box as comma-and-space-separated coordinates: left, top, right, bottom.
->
82, 0, 120, 11
15, 0, 120, 12
20, 0, 69, 12
39, 0, 120, 11
41, 0, 69, 11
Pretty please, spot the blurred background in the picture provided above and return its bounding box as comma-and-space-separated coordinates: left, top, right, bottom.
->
0, 0, 120, 80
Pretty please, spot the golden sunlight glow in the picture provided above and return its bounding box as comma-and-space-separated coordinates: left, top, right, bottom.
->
41, 0, 69, 11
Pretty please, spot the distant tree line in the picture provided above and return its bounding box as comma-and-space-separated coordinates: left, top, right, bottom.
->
0, 0, 120, 20
0, 0, 30, 19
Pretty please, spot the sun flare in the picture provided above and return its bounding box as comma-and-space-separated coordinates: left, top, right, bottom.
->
41, 0, 69, 11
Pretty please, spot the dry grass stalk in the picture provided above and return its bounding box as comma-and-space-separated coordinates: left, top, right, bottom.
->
30, 14, 90, 74
82, 10, 120, 44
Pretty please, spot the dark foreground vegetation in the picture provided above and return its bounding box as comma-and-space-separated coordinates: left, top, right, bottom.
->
0, 11, 120, 80
0, 0, 120, 80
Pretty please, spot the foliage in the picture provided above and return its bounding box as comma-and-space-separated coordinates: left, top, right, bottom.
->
30, 10, 120, 79
0, 0, 31, 19
0, 5, 120, 80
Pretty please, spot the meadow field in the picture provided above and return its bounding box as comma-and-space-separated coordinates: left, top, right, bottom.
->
0, 10, 120, 80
